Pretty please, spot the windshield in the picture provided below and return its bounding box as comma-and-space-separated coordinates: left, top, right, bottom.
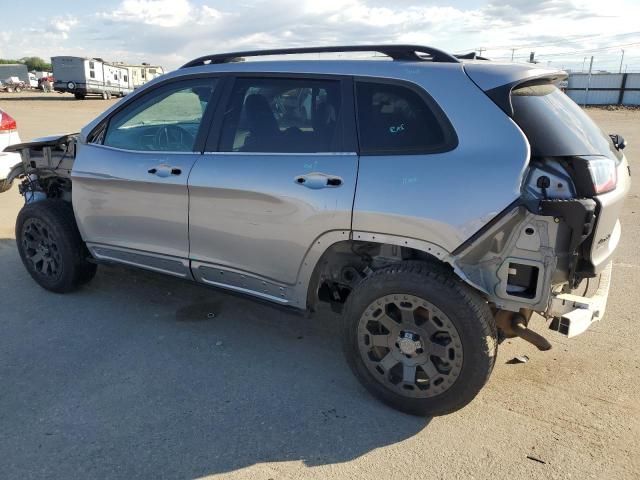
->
511, 84, 621, 160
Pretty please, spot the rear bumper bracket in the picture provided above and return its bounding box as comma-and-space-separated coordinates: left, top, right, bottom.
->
547, 261, 612, 337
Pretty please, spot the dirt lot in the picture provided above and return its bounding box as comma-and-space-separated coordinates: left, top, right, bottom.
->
0, 92, 639, 480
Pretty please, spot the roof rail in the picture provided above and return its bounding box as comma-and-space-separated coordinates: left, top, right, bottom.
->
180, 45, 460, 68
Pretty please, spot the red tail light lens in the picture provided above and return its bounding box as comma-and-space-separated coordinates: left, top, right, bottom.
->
588, 157, 617, 194
0, 111, 17, 132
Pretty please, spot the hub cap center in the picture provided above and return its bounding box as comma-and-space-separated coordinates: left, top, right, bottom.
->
397, 331, 422, 356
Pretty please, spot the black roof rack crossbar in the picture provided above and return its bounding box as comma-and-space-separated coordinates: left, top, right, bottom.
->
181, 45, 460, 68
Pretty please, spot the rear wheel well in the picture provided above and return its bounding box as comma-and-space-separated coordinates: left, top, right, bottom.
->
306, 240, 453, 313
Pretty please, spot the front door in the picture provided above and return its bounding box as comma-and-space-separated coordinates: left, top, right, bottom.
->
188, 75, 357, 302
72, 77, 219, 277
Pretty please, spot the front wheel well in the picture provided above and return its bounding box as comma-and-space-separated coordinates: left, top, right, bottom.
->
306, 240, 454, 313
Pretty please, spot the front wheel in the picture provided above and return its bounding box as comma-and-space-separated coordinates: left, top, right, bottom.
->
0, 178, 13, 193
16, 200, 97, 293
342, 261, 497, 416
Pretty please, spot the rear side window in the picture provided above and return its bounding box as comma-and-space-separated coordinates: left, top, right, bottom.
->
511, 84, 621, 160
219, 77, 343, 153
355, 81, 453, 155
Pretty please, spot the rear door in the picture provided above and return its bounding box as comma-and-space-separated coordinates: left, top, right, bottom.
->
188, 74, 357, 303
72, 77, 219, 278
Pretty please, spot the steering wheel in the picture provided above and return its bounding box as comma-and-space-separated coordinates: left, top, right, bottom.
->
154, 124, 195, 151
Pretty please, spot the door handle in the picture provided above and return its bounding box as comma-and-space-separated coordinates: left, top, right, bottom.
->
294, 173, 343, 189
148, 165, 182, 177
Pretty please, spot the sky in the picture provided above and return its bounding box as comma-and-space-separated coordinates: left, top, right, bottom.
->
1, 0, 640, 72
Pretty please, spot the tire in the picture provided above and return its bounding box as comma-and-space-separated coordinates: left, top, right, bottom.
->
6, 86, 14, 93
74, 93, 85, 100
0, 178, 13, 193
342, 261, 497, 417
15, 200, 97, 293
15, 86, 22, 93
101, 91, 108, 100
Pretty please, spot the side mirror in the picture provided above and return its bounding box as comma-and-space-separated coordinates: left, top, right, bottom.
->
610, 134, 627, 151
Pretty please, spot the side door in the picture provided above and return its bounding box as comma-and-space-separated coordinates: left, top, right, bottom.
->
72, 76, 220, 278
188, 74, 358, 304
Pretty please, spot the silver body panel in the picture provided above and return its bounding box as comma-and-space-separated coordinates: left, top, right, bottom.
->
72, 143, 198, 260
189, 152, 358, 289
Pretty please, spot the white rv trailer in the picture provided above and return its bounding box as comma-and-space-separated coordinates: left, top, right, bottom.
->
51, 56, 164, 100
124, 63, 165, 88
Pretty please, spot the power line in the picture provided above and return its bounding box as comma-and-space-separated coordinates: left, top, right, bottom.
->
491, 41, 640, 61
536, 42, 640, 58
454, 30, 640, 54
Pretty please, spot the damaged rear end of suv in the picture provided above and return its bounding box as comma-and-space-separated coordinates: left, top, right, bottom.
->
457, 62, 631, 345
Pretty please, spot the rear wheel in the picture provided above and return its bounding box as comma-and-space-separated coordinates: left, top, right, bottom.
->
342, 261, 497, 416
16, 200, 97, 293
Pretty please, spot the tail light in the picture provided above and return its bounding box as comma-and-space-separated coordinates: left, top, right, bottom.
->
0, 111, 17, 132
588, 157, 617, 194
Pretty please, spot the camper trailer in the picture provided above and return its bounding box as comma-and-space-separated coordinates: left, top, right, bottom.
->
51, 57, 164, 99
124, 63, 165, 88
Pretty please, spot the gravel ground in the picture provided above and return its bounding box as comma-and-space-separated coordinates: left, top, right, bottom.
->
0, 92, 638, 480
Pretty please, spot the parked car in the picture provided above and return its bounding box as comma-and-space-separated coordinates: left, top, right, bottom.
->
0, 108, 22, 192
6, 45, 631, 416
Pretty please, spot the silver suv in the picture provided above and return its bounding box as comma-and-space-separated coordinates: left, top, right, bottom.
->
6, 46, 631, 416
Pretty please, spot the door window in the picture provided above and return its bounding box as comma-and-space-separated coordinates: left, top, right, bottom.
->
355, 81, 454, 155
219, 77, 343, 153
103, 78, 217, 152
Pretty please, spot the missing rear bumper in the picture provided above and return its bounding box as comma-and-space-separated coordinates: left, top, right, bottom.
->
547, 261, 612, 337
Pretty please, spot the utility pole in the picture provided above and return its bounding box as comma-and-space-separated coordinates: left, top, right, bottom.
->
584, 56, 594, 107
582, 56, 587, 72
619, 49, 625, 74
510, 48, 516, 61
478, 48, 485, 57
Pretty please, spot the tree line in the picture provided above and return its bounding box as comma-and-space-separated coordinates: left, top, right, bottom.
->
0, 57, 52, 71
